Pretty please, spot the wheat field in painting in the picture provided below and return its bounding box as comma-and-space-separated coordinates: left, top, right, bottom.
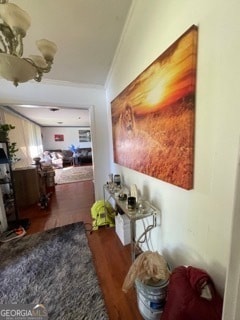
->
111, 25, 198, 190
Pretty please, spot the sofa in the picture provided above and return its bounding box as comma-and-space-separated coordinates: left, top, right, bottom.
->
41, 148, 92, 167
62, 150, 74, 165
73, 148, 92, 165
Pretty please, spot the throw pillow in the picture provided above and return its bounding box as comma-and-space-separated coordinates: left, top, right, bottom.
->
50, 152, 57, 160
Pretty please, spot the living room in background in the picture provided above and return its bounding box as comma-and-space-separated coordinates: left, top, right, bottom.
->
111, 25, 198, 190
41, 126, 93, 167
41, 127, 92, 151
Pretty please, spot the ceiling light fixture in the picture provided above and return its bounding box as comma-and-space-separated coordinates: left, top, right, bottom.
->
0, 0, 57, 87
50, 108, 60, 112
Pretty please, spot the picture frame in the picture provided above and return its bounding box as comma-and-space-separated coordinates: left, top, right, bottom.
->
79, 129, 91, 142
54, 134, 64, 142
111, 25, 198, 190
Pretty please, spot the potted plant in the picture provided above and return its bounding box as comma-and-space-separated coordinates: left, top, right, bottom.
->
0, 124, 15, 142
0, 124, 19, 162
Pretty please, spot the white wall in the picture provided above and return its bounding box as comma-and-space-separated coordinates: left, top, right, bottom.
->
0, 80, 110, 200
41, 126, 91, 150
106, 0, 240, 296
222, 142, 240, 319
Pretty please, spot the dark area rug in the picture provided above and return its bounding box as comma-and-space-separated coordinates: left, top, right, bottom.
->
0, 222, 108, 320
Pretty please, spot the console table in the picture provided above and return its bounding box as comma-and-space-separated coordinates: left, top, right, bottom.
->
103, 184, 160, 261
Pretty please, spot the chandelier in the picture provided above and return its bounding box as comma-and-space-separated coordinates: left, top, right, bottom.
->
0, 0, 57, 86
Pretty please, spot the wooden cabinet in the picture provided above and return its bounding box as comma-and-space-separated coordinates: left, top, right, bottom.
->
13, 167, 40, 208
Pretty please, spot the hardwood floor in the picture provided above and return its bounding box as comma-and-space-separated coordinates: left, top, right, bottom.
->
18, 180, 143, 320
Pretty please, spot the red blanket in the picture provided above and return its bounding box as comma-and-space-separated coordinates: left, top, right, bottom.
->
161, 266, 223, 320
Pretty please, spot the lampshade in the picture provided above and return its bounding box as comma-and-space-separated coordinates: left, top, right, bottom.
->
0, 53, 37, 86
28, 55, 48, 69
36, 39, 57, 62
0, 2, 31, 37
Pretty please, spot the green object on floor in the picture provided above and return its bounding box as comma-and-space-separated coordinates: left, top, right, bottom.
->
91, 200, 115, 230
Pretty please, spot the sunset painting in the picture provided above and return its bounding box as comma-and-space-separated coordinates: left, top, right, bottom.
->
111, 25, 198, 190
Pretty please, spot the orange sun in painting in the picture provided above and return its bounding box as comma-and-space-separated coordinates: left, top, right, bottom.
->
130, 30, 197, 117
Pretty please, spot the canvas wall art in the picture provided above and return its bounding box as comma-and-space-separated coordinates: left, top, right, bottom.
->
111, 25, 198, 190
79, 129, 91, 142
54, 134, 64, 142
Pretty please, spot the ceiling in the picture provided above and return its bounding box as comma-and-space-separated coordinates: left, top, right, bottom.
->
3, 0, 133, 126
5, 105, 91, 127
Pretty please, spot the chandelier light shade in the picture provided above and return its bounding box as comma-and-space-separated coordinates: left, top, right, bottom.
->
36, 39, 57, 62
0, 0, 57, 86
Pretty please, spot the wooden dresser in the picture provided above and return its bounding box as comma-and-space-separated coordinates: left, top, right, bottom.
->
13, 167, 40, 208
